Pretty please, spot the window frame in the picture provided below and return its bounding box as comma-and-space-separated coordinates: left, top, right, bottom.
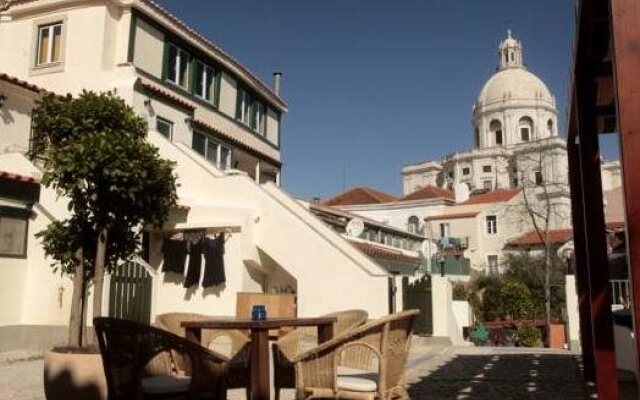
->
482, 165, 492, 173
0, 206, 30, 259
487, 254, 499, 274
166, 42, 190, 88
193, 61, 216, 102
33, 19, 65, 71
237, 86, 268, 136
439, 222, 450, 238
191, 130, 233, 171
156, 117, 173, 140
462, 167, 470, 175
486, 215, 498, 235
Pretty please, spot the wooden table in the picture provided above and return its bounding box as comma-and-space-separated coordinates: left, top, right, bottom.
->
181, 316, 337, 400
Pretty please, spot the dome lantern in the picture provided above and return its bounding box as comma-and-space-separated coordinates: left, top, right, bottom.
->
498, 29, 523, 70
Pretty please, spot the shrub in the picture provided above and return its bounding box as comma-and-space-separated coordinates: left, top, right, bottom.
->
517, 322, 542, 347
452, 282, 468, 301
500, 281, 534, 320
469, 324, 490, 345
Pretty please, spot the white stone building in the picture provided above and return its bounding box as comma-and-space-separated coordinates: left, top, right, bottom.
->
0, 0, 400, 350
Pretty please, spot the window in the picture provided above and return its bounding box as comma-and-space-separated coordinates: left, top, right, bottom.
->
253, 101, 266, 135
520, 127, 530, 141
547, 119, 554, 135
483, 180, 493, 190
236, 87, 267, 135
486, 215, 497, 235
495, 130, 503, 145
192, 131, 232, 170
36, 22, 63, 66
518, 116, 533, 142
512, 177, 519, 187
487, 255, 499, 274
407, 216, 420, 234
237, 87, 252, 126
474, 127, 480, 147
166, 43, 189, 87
0, 207, 30, 258
535, 170, 544, 186
156, 117, 173, 139
193, 61, 216, 102
482, 165, 492, 173
439, 222, 450, 238
489, 120, 503, 147
462, 167, 470, 175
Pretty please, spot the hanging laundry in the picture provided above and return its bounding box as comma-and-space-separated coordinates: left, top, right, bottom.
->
162, 238, 187, 274
203, 233, 226, 287
184, 237, 204, 288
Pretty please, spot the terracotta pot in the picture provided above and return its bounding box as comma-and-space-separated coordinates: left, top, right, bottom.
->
548, 323, 566, 349
44, 349, 107, 400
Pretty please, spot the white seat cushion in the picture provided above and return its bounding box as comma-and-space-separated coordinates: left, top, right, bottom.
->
337, 366, 378, 392
141, 375, 191, 394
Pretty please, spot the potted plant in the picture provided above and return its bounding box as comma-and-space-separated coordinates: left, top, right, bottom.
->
30, 91, 177, 400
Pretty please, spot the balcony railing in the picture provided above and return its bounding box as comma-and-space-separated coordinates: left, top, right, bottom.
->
611, 279, 630, 306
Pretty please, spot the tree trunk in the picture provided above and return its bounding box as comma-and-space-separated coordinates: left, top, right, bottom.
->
544, 242, 552, 330
92, 229, 109, 321
68, 248, 85, 348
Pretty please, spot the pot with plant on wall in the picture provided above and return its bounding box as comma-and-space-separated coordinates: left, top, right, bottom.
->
32, 92, 178, 400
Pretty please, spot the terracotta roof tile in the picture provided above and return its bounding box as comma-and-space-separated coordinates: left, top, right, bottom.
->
399, 185, 454, 202
425, 212, 480, 221
507, 229, 573, 247
321, 187, 397, 206
0, 170, 40, 184
462, 188, 521, 205
0, 72, 46, 93
349, 240, 419, 264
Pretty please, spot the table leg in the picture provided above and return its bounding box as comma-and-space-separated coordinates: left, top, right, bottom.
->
250, 328, 270, 400
318, 323, 334, 344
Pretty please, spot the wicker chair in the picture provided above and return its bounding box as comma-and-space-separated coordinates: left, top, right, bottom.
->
292, 310, 419, 400
155, 313, 251, 396
93, 317, 229, 400
272, 310, 369, 400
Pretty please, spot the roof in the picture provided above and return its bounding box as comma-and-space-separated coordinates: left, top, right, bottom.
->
507, 229, 573, 247
477, 67, 554, 108
0, 72, 46, 93
425, 211, 479, 221
461, 188, 521, 205
0, 170, 40, 184
321, 187, 397, 207
399, 185, 454, 202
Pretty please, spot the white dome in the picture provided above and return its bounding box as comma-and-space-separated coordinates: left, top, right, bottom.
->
476, 67, 554, 107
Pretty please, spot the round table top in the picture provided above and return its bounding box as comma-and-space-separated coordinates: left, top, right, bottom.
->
180, 316, 337, 329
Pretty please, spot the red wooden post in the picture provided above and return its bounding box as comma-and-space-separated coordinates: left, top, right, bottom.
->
611, 0, 640, 381
567, 138, 595, 381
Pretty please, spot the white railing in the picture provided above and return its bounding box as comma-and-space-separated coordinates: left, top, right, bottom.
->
611, 279, 630, 306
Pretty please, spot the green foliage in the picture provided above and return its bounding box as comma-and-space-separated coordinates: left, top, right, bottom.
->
467, 274, 535, 322
517, 322, 542, 347
500, 281, 534, 320
469, 324, 489, 345
452, 282, 468, 301
31, 90, 178, 275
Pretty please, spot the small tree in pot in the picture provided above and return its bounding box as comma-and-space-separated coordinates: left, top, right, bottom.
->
30, 91, 177, 399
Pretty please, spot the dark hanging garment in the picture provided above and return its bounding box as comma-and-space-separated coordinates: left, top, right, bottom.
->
203, 234, 226, 287
162, 239, 187, 274
184, 238, 204, 288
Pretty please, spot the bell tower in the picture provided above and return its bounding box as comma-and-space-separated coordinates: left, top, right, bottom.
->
498, 29, 524, 70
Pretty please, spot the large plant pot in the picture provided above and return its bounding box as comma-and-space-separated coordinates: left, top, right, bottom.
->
548, 323, 566, 349
44, 349, 107, 400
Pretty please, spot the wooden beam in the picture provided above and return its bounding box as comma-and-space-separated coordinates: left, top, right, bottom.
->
567, 138, 595, 381
610, 0, 640, 380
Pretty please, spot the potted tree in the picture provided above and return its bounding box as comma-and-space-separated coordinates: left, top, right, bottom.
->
30, 91, 177, 400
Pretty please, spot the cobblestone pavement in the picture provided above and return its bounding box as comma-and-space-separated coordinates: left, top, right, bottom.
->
1, 345, 636, 400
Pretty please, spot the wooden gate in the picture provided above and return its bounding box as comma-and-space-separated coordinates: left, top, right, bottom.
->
403, 275, 433, 335
108, 261, 152, 324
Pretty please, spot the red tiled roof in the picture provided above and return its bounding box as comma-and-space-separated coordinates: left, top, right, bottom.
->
0, 72, 46, 93
399, 185, 454, 202
321, 187, 397, 206
425, 211, 479, 221
349, 240, 419, 264
0, 170, 40, 184
508, 229, 573, 247
462, 189, 521, 205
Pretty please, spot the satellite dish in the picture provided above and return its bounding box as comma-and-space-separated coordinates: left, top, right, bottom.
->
454, 182, 470, 203
346, 218, 365, 238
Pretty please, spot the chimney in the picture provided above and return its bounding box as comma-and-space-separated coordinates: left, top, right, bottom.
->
273, 72, 282, 96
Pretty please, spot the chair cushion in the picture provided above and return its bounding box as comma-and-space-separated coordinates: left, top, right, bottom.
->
141, 375, 191, 394
337, 366, 378, 392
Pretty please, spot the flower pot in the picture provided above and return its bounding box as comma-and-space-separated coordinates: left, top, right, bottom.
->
44, 349, 107, 400
548, 323, 566, 349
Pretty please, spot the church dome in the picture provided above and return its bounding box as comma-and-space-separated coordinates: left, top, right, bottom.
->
477, 67, 554, 107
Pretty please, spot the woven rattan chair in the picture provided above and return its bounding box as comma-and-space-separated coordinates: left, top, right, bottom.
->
155, 313, 251, 396
272, 309, 369, 400
292, 309, 419, 400
94, 317, 229, 400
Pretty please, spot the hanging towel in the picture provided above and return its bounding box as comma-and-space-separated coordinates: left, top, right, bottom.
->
184, 238, 204, 288
203, 234, 226, 287
162, 238, 187, 274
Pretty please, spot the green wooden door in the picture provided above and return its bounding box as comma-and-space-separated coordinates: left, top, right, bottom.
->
108, 261, 152, 324
403, 275, 433, 335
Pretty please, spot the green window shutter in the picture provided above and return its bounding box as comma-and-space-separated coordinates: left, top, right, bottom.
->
214, 69, 221, 107
250, 95, 257, 129
161, 41, 169, 80
235, 85, 242, 120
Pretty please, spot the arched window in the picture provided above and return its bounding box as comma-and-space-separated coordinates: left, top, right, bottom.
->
518, 116, 534, 142
490, 120, 503, 146
474, 127, 480, 148
407, 216, 420, 234
547, 119, 554, 135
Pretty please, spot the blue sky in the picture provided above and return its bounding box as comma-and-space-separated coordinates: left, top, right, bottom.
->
156, 0, 599, 199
